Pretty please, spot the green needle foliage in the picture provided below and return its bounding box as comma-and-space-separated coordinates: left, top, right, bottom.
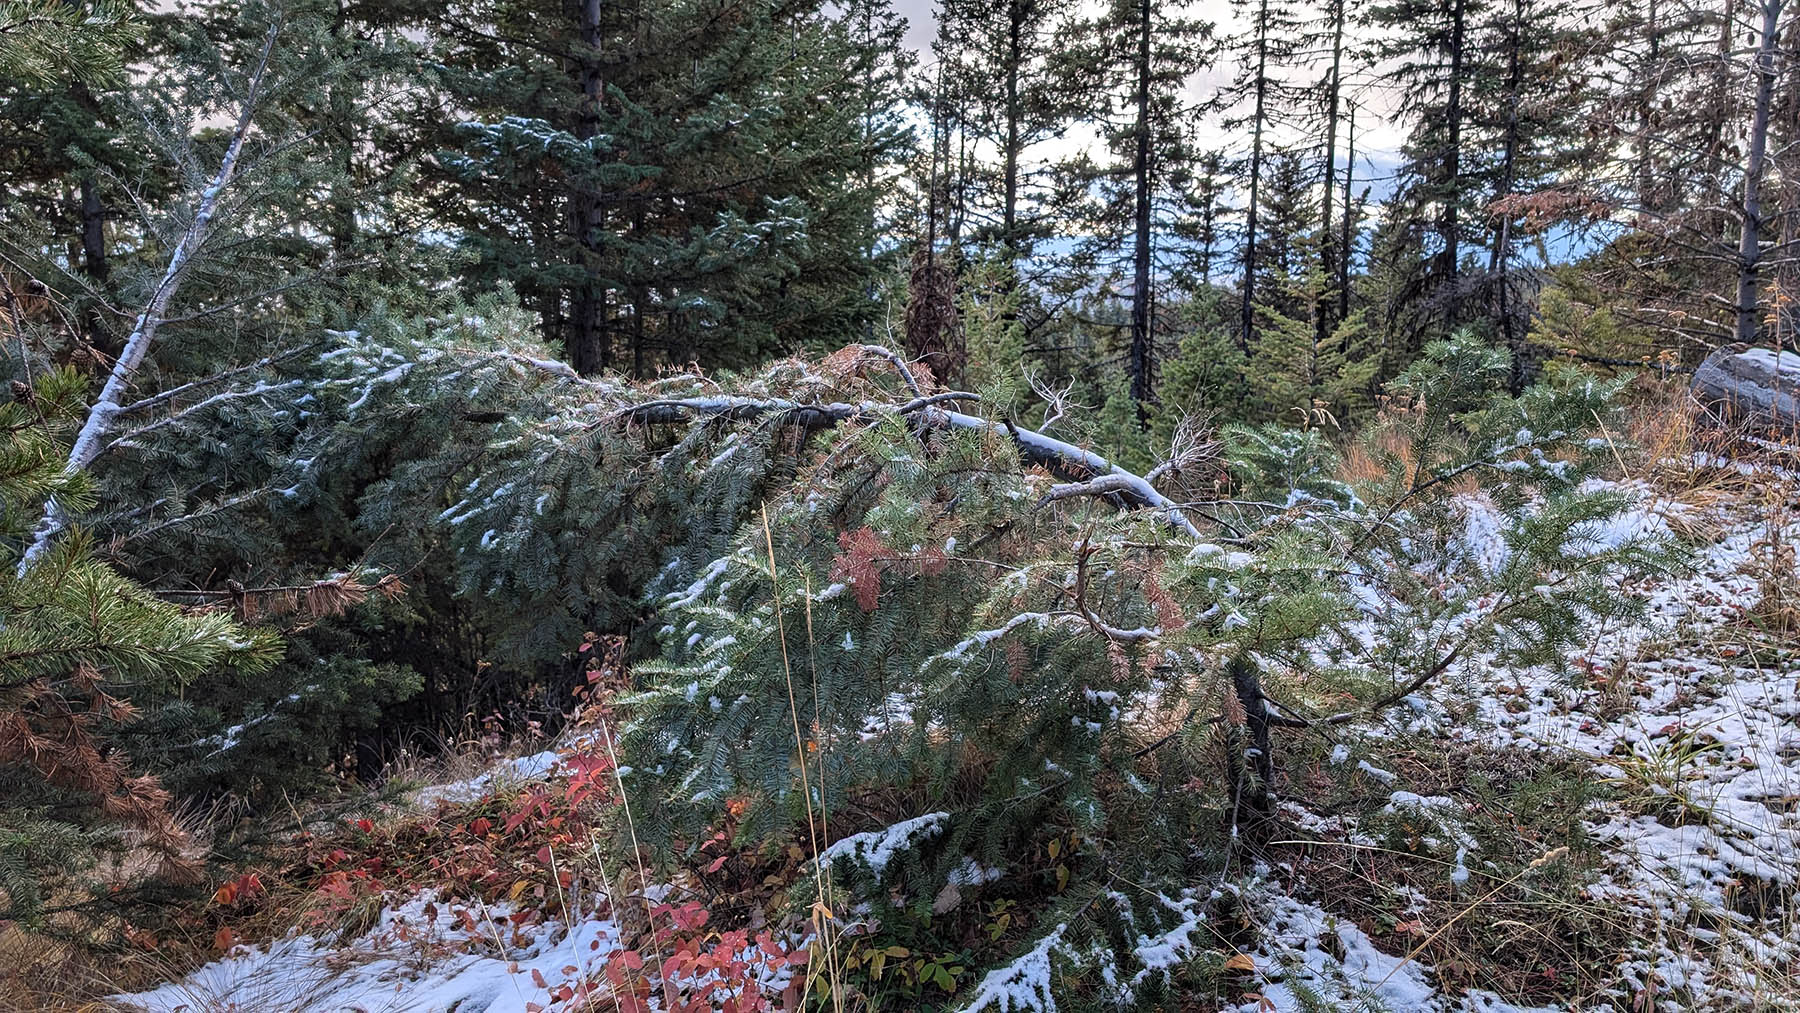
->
0, 368, 278, 932
74, 316, 1674, 998
0, 0, 139, 85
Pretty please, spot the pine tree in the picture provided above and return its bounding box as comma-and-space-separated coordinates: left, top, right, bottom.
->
1224, 0, 1304, 355
1, 364, 277, 931
0, 0, 152, 362
607, 333, 1670, 998
0, 4, 284, 933
79, 274, 1672, 997
1468, 0, 1594, 382
1239, 151, 1377, 422
424, 0, 911, 375
933, 0, 1075, 267
1364, 0, 1484, 347
1054, 0, 1216, 405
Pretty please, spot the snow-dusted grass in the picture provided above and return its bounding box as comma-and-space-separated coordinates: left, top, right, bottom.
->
1271, 469, 1800, 1012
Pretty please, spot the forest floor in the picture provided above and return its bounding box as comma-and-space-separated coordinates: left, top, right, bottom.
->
98, 460, 1800, 1013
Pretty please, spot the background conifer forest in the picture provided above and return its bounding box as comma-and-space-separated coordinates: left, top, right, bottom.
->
2, 0, 1799, 1009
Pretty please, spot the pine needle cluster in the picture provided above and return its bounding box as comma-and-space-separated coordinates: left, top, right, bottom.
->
0, 369, 277, 932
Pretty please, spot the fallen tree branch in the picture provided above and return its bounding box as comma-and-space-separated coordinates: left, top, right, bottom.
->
618, 392, 1201, 537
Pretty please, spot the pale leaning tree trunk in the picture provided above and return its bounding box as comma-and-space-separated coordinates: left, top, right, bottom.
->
18, 22, 280, 576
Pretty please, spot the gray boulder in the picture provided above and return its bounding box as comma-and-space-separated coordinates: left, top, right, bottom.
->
1691, 343, 1800, 433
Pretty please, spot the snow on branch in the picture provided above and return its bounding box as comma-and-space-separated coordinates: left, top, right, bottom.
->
618, 345, 1200, 538
18, 19, 281, 575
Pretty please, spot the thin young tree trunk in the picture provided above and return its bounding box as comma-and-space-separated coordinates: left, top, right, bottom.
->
70, 80, 113, 356
1129, 0, 1154, 404
1439, 0, 1467, 316
1003, 0, 1023, 256
1315, 0, 1344, 352
1735, 0, 1785, 346
328, 0, 357, 260
1238, 0, 1269, 356
1338, 102, 1355, 346
1704, 0, 1741, 216
998, 0, 1027, 326
1491, 0, 1524, 383
19, 22, 280, 576
1228, 654, 1276, 820
568, 0, 608, 375
1636, 0, 1660, 210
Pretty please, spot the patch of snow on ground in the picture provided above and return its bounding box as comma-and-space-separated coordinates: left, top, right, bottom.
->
1462, 483, 1799, 1006
1238, 893, 1562, 1013
415, 749, 565, 807
113, 891, 624, 1013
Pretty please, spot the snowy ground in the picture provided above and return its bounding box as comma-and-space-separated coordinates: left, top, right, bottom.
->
1471, 488, 1799, 1007
114, 891, 625, 1012
118, 479, 1796, 1012
1256, 478, 1799, 1011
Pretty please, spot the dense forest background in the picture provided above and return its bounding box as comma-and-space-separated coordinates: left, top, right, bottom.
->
2, 0, 1798, 1008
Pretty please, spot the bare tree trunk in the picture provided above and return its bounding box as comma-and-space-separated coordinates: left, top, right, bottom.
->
1238, 0, 1270, 357
568, 0, 608, 376
1129, 0, 1154, 404
20, 22, 280, 575
1315, 0, 1344, 353
1003, 0, 1023, 256
1228, 654, 1275, 820
70, 80, 113, 356
1636, 0, 1660, 210
1703, 0, 1742, 216
1491, 0, 1524, 386
1735, 0, 1785, 346
1439, 0, 1467, 314
1338, 102, 1356, 346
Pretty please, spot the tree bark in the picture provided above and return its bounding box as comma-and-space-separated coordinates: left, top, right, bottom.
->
1338, 102, 1356, 344
568, 0, 609, 376
1734, 0, 1785, 347
1315, 0, 1344, 353
1439, 0, 1467, 310
1228, 654, 1275, 820
1129, 0, 1154, 404
1238, 0, 1270, 357
71, 80, 113, 356
1491, 0, 1524, 385
1002, 0, 1024, 257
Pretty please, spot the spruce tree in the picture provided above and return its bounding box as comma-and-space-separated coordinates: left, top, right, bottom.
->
1054, 0, 1216, 405
1364, 0, 1485, 347
609, 333, 1670, 1000
1223, 0, 1303, 355
933, 0, 1075, 268
423, 0, 911, 375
